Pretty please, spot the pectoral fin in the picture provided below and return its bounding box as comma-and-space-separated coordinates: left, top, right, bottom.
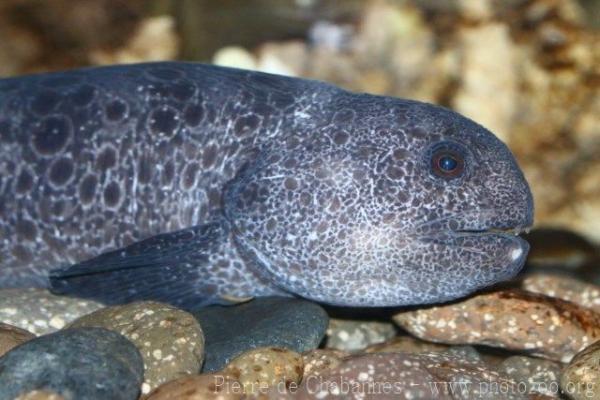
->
49, 221, 228, 309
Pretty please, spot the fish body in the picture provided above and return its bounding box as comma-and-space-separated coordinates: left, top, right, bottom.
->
0, 62, 533, 308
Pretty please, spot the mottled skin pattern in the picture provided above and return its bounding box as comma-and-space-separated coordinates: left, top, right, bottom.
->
0, 62, 533, 308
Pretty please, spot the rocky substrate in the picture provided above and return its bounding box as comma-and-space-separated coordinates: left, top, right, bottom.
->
5, 272, 600, 399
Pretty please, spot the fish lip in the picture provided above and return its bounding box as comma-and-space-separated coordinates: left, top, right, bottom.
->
450, 226, 531, 277
454, 225, 533, 236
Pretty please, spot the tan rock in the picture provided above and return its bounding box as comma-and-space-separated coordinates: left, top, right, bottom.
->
145, 374, 244, 400
222, 347, 303, 395
453, 22, 517, 143
0, 322, 34, 357
14, 391, 65, 400
0, 288, 102, 335
499, 355, 563, 399
561, 340, 600, 400
393, 289, 600, 363
523, 274, 600, 313
364, 334, 449, 354
325, 318, 396, 352
295, 352, 537, 400
302, 349, 348, 377
89, 16, 179, 65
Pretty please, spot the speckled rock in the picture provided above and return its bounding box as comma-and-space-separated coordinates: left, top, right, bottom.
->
68, 301, 204, 395
443, 345, 486, 363
393, 289, 600, 363
0, 327, 143, 400
302, 349, 348, 377
365, 335, 449, 354
0, 322, 35, 357
325, 319, 396, 352
499, 356, 563, 398
0, 288, 103, 335
561, 340, 600, 400
295, 352, 533, 400
145, 374, 244, 400
523, 274, 600, 313
193, 297, 328, 372
14, 391, 65, 400
222, 347, 303, 395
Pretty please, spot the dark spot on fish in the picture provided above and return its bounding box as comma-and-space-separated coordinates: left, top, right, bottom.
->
183, 104, 204, 127
96, 146, 117, 170
0, 119, 13, 143
387, 165, 404, 179
149, 106, 179, 137
267, 154, 281, 164
333, 131, 349, 145
266, 218, 277, 231
137, 155, 153, 184
16, 219, 37, 241
16, 169, 34, 193
329, 196, 341, 212
30, 90, 60, 115
171, 81, 195, 101
397, 191, 409, 203
284, 177, 298, 190
234, 114, 260, 137
283, 158, 297, 169
285, 136, 300, 150
208, 188, 222, 208
103, 181, 120, 207
32, 116, 71, 155
79, 174, 98, 204
316, 221, 329, 233
202, 144, 217, 168
51, 199, 65, 217
353, 168, 367, 180
162, 160, 175, 185
148, 83, 170, 100
300, 192, 311, 206
49, 157, 74, 186
315, 165, 329, 179
393, 148, 410, 160
181, 162, 199, 190
333, 109, 355, 124
72, 84, 97, 107
105, 99, 128, 122
410, 127, 427, 139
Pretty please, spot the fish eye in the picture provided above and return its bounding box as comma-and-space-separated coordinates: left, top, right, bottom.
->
429, 142, 466, 179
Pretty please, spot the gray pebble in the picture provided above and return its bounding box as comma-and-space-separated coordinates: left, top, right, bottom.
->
193, 297, 328, 372
499, 356, 562, 398
69, 301, 204, 395
0, 327, 143, 400
325, 318, 396, 352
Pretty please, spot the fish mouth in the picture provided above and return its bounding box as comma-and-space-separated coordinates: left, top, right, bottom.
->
455, 226, 532, 236
450, 224, 533, 267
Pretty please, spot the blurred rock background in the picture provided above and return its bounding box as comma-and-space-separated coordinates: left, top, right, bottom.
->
0, 0, 598, 252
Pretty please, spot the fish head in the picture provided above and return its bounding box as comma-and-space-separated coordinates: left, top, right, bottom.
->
225, 95, 533, 306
